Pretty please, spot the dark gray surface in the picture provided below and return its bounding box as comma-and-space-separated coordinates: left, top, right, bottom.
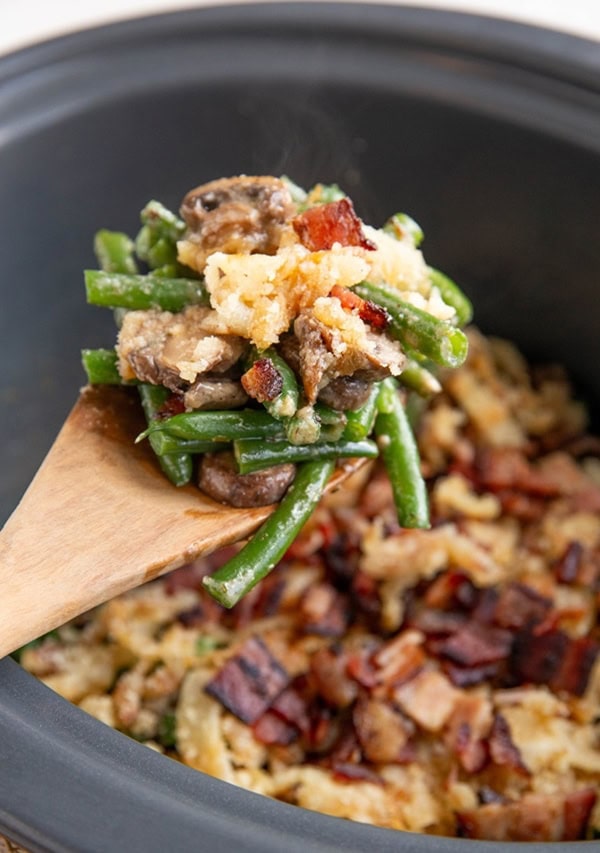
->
0, 3, 599, 851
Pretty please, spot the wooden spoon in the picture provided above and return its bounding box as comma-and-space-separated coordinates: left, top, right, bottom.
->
0, 385, 366, 658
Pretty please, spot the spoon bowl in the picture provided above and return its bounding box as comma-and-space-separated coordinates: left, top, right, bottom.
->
0, 385, 365, 658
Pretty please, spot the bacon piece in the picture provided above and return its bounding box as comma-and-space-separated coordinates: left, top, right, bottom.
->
157, 393, 186, 419
252, 710, 297, 745
321, 530, 360, 585
496, 490, 546, 522
456, 788, 597, 841
492, 582, 552, 630
292, 198, 376, 251
373, 632, 427, 688
346, 648, 379, 690
423, 571, 478, 611
241, 357, 283, 403
331, 762, 382, 784
563, 788, 598, 841
394, 670, 458, 732
488, 713, 529, 776
205, 635, 290, 723
307, 706, 342, 754
310, 646, 357, 709
444, 693, 493, 773
325, 726, 362, 766
434, 621, 513, 667
270, 685, 311, 736
477, 448, 560, 497
444, 661, 503, 688
350, 570, 382, 624
510, 629, 599, 696
329, 284, 390, 331
353, 697, 414, 764
470, 588, 500, 623
410, 608, 467, 637
300, 583, 351, 637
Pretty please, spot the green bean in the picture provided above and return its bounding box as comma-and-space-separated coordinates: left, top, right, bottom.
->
140, 199, 186, 244
285, 405, 321, 445
382, 212, 424, 247
136, 200, 186, 270
81, 348, 128, 385
138, 384, 193, 487
280, 175, 307, 205
314, 403, 348, 441
113, 307, 129, 329
375, 378, 430, 529
428, 267, 473, 327
137, 408, 284, 444
353, 281, 468, 369
149, 431, 227, 457
85, 270, 209, 312
146, 237, 177, 270
93, 230, 138, 274
203, 460, 335, 607
342, 384, 380, 440
151, 263, 180, 278
244, 346, 299, 420
399, 359, 442, 397
234, 437, 378, 474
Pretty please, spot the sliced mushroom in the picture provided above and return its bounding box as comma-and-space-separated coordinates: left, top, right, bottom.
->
116, 305, 247, 390
199, 450, 295, 508
179, 175, 295, 270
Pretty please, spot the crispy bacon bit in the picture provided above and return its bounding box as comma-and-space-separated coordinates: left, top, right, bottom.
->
353, 697, 414, 764
350, 570, 382, 624
157, 393, 186, 419
444, 661, 503, 688
205, 635, 290, 723
394, 670, 459, 732
409, 608, 467, 637
292, 198, 376, 251
310, 646, 358, 709
346, 648, 379, 689
241, 357, 283, 403
270, 686, 311, 735
373, 635, 427, 687
331, 762, 383, 784
329, 284, 390, 331
477, 448, 560, 497
434, 621, 513, 667
554, 540, 584, 584
252, 710, 298, 745
445, 693, 493, 773
492, 582, 552, 631
496, 490, 546, 522
299, 583, 351, 637
510, 629, 600, 696
488, 713, 529, 775
456, 788, 597, 841
423, 571, 478, 610
307, 706, 341, 754
563, 788, 598, 841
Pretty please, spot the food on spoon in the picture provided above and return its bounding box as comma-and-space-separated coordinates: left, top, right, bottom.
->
83, 176, 471, 605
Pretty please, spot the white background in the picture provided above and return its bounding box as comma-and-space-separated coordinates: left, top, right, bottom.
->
1, 0, 600, 56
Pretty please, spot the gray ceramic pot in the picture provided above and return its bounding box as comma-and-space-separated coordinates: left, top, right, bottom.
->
0, 4, 599, 851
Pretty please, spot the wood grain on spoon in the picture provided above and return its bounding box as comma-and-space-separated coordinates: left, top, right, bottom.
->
0, 385, 366, 658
